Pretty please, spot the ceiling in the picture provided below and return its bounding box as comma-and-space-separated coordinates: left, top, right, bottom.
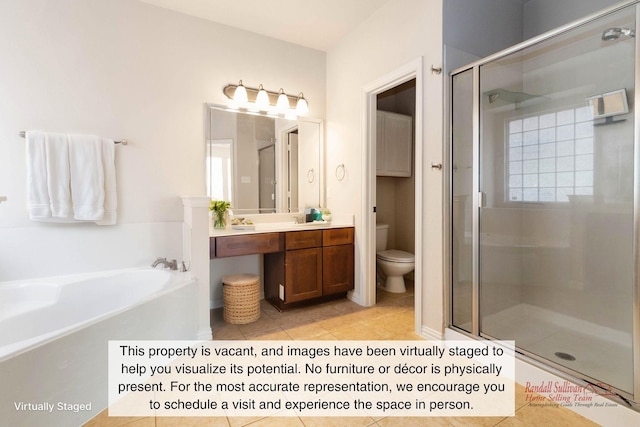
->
137, 0, 390, 52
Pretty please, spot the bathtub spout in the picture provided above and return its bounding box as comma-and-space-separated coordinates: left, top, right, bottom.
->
151, 257, 178, 270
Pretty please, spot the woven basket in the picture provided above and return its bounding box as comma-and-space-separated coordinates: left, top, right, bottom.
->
222, 274, 261, 324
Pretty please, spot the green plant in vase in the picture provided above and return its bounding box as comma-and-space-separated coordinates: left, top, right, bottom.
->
321, 208, 332, 222
210, 200, 231, 229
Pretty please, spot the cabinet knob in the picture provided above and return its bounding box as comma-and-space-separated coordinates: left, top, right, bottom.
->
431, 162, 443, 170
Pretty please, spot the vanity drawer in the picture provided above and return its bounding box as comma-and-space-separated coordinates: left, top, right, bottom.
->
286, 230, 322, 250
214, 233, 284, 258
323, 227, 354, 246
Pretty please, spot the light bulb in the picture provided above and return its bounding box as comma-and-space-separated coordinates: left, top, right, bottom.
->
255, 84, 270, 110
233, 80, 248, 105
295, 93, 309, 116
276, 88, 290, 112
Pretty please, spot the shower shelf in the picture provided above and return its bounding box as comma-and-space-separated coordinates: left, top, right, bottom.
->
484, 88, 542, 105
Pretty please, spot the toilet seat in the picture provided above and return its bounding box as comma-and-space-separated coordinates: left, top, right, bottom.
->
377, 249, 414, 263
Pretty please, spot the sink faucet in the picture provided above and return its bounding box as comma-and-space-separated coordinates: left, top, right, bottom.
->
151, 257, 178, 270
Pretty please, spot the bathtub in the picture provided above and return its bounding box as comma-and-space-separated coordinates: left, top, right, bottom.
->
0, 268, 199, 426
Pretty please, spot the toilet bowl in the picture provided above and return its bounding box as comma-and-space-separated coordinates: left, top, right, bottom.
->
376, 223, 415, 293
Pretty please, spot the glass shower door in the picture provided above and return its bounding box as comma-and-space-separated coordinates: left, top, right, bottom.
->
478, 6, 636, 394
451, 69, 475, 333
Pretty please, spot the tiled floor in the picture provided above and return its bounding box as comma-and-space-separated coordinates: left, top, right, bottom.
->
85, 282, 599, 427
212, 283, 418, 342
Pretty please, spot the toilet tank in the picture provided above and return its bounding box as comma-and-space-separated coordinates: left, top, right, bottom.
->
376, 223, 389, 252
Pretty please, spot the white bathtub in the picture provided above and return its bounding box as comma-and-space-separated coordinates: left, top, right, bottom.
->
0, 268, 199, 426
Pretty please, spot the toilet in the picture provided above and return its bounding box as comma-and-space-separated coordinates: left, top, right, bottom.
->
376, 223, 415, 293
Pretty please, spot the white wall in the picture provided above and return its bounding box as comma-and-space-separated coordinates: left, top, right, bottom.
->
326, 0, 444, 334
0, 0, 325, 281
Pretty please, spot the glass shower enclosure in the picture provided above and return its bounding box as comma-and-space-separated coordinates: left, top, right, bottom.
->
450, 1, 639, 403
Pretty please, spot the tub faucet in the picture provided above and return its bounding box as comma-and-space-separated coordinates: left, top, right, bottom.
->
151, 257, 178, 270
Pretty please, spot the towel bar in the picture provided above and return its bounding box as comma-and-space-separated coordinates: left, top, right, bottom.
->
19, 131, 127, 145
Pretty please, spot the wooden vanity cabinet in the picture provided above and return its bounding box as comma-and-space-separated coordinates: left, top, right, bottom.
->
264, 227, 354, 310
213, 227, 355, 310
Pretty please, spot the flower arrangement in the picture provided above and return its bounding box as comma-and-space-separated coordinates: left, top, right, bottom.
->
210, 200, 231, 229
321, 208, 332, 222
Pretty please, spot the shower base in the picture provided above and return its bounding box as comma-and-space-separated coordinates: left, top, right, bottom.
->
465, 303, 633, 393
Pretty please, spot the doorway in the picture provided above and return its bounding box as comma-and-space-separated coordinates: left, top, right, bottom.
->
362, 58, 424, 334
376, 80, 417, 297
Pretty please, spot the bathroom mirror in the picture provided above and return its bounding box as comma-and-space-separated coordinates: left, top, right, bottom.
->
206, 103, 322, 213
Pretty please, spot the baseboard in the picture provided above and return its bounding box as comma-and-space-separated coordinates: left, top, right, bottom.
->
347, 290, 365, 306
197, 328, 212, 341
420, 325, 443, 340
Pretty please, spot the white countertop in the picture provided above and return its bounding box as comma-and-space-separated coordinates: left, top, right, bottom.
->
209, 213, 354, 237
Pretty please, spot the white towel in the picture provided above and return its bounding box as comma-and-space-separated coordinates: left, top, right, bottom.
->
25, 130, 50, 219
45, 133, 72, 219
96, 138, 117, 225
25, 131, 118, 225
68, 134, 105, 221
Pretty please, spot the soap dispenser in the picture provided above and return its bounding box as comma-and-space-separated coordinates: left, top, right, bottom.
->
305, 207, 322, 222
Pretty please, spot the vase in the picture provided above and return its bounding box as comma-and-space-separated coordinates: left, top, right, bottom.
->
213, 210, 227, 229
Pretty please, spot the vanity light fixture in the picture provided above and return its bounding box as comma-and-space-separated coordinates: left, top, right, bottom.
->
222, 82, 309, 117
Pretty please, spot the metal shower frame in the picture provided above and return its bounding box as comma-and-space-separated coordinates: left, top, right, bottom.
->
447, 0, 640, 407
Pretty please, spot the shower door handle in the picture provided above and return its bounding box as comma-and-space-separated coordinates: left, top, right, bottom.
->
477, 191, 486, 208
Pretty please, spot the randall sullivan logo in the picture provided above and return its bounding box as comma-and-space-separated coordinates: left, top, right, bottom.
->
14, 402, 92, 413
524, 381, 619, 408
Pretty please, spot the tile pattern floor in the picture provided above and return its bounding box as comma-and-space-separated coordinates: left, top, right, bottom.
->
85, 283, 599, 426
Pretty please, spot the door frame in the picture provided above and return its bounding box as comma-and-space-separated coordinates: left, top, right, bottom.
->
361, 57, 424, 334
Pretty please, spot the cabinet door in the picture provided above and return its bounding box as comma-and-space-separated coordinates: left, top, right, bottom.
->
323, 245, 354, 295
285, 248, 322, 303
377, 111, 413, 177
